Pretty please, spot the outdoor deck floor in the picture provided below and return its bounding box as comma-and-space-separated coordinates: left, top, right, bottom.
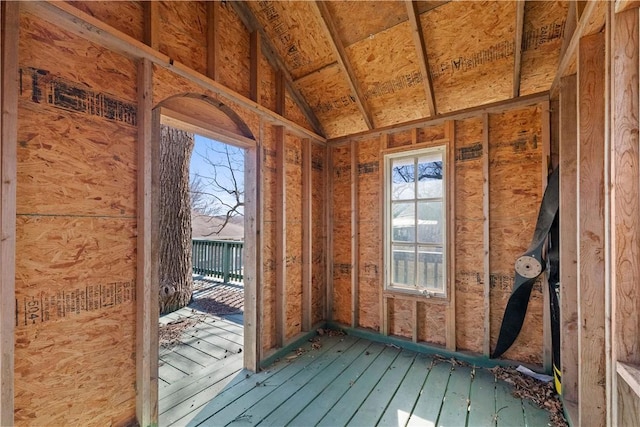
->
159, 313, 553, 427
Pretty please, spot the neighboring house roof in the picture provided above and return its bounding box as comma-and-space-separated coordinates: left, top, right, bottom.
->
191, 211, 244, 241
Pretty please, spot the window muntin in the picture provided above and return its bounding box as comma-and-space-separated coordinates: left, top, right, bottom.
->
385, 147, 446, 296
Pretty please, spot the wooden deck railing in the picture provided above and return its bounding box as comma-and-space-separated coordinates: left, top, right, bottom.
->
192, 239, 244, 283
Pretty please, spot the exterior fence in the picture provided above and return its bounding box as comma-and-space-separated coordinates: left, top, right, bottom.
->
192, 239, 244, 283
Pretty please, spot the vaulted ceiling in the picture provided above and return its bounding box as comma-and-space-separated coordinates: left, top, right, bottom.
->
231, 1, 570, 139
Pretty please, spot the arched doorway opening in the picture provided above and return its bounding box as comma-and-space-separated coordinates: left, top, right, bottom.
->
149, 94, 260, 423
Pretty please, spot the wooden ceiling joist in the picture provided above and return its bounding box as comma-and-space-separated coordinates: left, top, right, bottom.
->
311, 1, 374, 130
21, 1, 325, 142
230, 1, 326, 137
550, 0, 607, 97
405, 0, 437, 116
206, 1, 219, 81
512, 0, 525, 98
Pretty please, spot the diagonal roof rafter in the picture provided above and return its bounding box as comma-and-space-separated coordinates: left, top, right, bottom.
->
311, 1, 375, 130
512, 0, 526, 98
405, 0, 437, 116
230, 0, 327, 137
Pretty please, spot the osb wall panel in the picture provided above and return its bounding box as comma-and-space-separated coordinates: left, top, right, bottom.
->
261, 126, 278, 352
217, 2, 251, 99
284, 91, 313, 133
454, 117, 485, 353
68, 1, 144, 42
298, 63, 368, 138
357, 138, 381, 331
489, 106, 544, 365
311, 144, 326, 325
260, 53, 277, 112
417, 301, 446, 346
346, 21, 431, 126
16, 13, 138, 425
389, 129, 413, 149
14, 217, 136, 426
333, 104, 545, 363
159, 1, 207, 76
246, 1, 334, 80
389, 299, 413, 338
17, 103, 136, 217
326, 1, 407, 47
421, 1, 515, 114
332, 144, 353, 325
519, 1, 568, 96
285, 136, 303, 339
152, 65, 261, 139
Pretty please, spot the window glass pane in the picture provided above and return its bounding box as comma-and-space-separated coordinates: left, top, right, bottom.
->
392, 202, 415, 242
392, 244, 415, 287
391, 157, 415, 200
417, 201, 443, 243
417, 246, 444, 290
417, 154, 443, 199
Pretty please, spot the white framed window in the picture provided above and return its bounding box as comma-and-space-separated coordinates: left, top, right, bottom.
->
384, 146, 446, 297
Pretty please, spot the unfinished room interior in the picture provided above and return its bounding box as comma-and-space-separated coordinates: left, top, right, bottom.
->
1, 0, 640, 426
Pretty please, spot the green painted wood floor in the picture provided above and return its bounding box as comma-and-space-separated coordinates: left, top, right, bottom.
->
159, 312, 552, 427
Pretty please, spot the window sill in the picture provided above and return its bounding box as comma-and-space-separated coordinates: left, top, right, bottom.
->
383, 289, 448, 304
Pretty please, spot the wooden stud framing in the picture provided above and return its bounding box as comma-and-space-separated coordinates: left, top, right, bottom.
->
482, 113, 491, 357
243, 131, 261, 371
206, 1, 219, 81
560, 1, 578, 63
378, 134, 389, 335
559, 73, 579, 406
614, 0, 640, 13
275, 126, 286, 348
0, 2, 18, 424
512, 0, 525, 98
551, 0, 608, 97
313, 1, 374, 130
405, 0, 437, 116
326, 145, 334, 322
611, 7, 640, 425
21, 1, 324, 143
143, 1, 159, 49
541, 100, 553, 373
412, 300, 419, 343
350, 141, 360, 328
136, 59, 159, 427
275, 70, 285, 117
230, 1, 326, 137
445, 120, 456, 351
330, 92, 549, 145
250, 30, 261, 104
258, 120, 266, 362
302, 138, 313, 332
577, 31, 607, 427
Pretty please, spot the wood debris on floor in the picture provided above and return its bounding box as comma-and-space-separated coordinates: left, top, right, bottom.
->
491, 366, 568, 426
159, 313, 207, 349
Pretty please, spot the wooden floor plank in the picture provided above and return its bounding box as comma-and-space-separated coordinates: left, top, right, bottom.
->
377, 353, 433, 427
186, 335, 347, 426
287, 342, 387, 426
222, 337, 361, 426
160, 353, 244, 412
161, 348, 207, 376
436, 365, 473, 426
257, 339, 372, 426
467, 367, 497, 427
159, 359, 190, 384
190, 322, 245, 347
316, 345, 401, 427
406, 360, 452, 427
494, 377, 525, 426
160, 361, 244, 426
522, 399, 551, 426
346, 350, 418, 426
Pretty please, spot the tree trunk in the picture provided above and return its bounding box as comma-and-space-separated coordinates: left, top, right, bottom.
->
159, 125, 195, 314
